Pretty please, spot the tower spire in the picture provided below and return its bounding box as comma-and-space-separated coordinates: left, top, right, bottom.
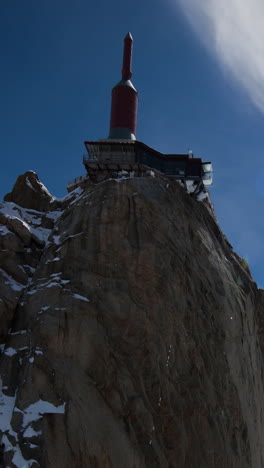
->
122, 32, 133, 80
108, 33, 138, 140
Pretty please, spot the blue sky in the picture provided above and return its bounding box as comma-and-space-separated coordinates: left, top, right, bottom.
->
1, 0, 264, 287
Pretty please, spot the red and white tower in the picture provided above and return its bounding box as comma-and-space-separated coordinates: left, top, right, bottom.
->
108, 32, 138, 140
82, 32, 213, 188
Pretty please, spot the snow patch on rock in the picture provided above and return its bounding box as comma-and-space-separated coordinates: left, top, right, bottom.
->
4, 347, 17, 357
72, 293, 90, 302
22, 399, 65, 427
0, 378, 16, 433
0, 268, 24, 292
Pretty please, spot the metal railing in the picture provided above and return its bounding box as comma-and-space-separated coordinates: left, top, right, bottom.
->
67, 174, 87, 188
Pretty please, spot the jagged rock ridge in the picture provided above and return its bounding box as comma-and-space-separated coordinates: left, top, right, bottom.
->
0, 171, 264, 468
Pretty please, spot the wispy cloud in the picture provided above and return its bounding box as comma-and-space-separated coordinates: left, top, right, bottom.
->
176, 0, 264, 112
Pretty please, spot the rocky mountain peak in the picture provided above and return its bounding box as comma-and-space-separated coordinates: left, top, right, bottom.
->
3, 171, 57, 212
0, 172, 264, 467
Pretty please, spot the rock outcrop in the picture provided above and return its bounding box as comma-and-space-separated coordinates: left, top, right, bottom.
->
0, 172, 264, 468
4, 171, 58, 212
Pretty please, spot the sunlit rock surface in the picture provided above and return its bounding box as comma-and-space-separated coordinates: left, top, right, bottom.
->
0, 172, 264, 468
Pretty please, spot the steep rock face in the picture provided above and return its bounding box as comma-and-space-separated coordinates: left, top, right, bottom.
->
0, 173, 264, 468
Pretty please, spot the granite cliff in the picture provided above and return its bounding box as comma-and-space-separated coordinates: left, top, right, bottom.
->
0, 170, 264, 468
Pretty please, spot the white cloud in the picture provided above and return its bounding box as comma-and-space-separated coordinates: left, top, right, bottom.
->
176, 0, 264, 112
